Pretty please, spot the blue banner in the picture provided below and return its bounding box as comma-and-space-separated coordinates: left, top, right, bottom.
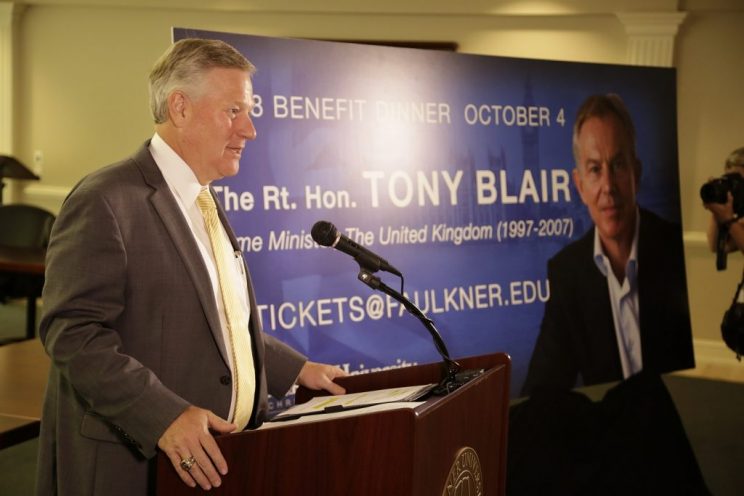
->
174, 28, 687, 400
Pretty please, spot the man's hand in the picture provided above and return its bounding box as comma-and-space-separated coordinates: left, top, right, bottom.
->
297, 361, 348, 395
157, 406, 237, 490
704, 191, 735, 224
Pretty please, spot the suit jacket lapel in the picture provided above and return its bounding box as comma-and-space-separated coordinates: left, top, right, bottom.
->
213, 191, 265, 364
131, 142, 230, 368
577, 230, 624, 379
212, 189, 268, 423
636, 208, 657, 366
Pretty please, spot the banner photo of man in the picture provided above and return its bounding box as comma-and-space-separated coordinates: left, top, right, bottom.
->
174, 28, 693, 400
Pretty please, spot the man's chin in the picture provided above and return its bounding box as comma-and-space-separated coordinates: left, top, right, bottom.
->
219, 161, 241, 178
596, 220, 634, 244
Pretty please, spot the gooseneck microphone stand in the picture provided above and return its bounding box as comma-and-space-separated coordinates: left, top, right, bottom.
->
357, 268, 482, 396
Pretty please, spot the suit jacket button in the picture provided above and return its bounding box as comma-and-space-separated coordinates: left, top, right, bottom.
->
220, 375, 231, 385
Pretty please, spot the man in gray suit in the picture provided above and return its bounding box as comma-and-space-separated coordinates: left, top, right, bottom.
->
36, 38, 347, 495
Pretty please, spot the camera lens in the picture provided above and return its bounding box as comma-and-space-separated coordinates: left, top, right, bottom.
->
700, 179, 728, 204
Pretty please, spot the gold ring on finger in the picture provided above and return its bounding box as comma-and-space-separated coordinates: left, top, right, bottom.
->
179, 455, 196, 472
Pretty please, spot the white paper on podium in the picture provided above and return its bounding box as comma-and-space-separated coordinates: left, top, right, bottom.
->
261, 384, 433, 428
259, 401, 424, 428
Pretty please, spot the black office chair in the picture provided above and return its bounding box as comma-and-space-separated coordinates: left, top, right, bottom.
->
0, 204, 55, 342
0, 204, 55, 249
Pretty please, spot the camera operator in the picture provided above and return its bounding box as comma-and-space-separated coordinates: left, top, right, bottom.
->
703, 146, 744, 255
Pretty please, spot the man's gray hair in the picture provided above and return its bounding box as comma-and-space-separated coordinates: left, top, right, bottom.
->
572, 93, 638, 166
148, 38, 255, 124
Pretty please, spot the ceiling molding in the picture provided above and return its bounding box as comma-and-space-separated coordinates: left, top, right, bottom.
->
1, 0, 691, 17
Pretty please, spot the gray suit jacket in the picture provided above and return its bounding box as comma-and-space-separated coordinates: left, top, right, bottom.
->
36, 142, 306, 495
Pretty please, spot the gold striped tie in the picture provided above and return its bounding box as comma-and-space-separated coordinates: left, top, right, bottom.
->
196, 189, 255, 430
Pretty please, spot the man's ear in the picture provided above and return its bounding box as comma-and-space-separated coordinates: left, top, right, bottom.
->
167, 91, 189, 127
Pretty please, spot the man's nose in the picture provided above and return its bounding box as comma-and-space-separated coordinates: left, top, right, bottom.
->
599, 165, 617, 192
240, 115, 257, 140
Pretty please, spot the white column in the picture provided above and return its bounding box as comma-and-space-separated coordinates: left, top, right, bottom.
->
616, 12, 687, 68
0, 2, 22, 154
0, 3, 26, 203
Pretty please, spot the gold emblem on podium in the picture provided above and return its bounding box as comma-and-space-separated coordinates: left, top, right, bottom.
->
442, 446, 483, 496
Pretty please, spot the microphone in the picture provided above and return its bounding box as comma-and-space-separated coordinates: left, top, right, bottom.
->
311, 220, 475, 395
311, 220, 402, 276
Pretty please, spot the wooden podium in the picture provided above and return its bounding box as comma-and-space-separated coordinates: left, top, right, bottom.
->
156, 352, 510, 495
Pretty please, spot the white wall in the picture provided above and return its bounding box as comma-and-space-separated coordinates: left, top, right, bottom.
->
10, 4, 631, 208
675, 9, 744, 354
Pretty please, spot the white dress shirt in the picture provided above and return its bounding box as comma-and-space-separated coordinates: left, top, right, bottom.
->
592, 210, 643, 379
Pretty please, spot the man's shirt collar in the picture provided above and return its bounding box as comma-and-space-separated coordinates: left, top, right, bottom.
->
149, 132, 206, 206
592, 207, 640, 286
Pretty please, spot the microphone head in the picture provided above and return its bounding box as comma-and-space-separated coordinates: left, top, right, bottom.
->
311, 220, 338, 247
